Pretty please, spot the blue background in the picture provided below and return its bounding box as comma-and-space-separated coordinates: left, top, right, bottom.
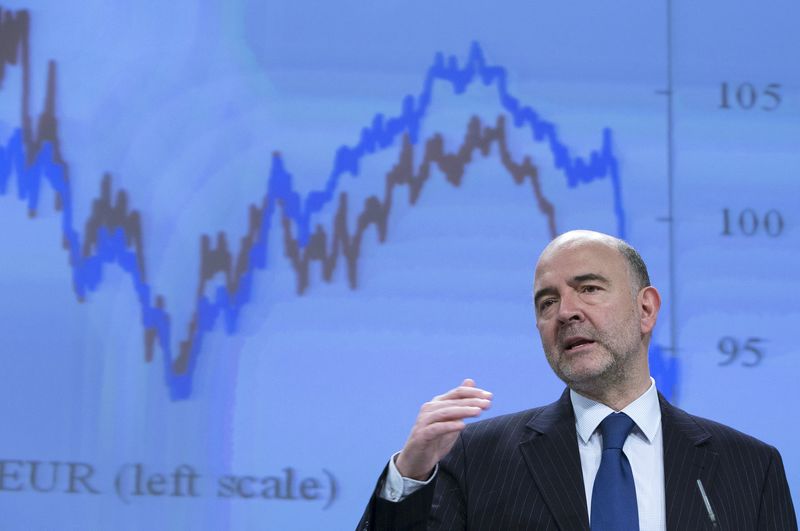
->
0, 1, 797, 529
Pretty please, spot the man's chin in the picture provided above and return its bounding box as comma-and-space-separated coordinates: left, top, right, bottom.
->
557, 358, 614, 386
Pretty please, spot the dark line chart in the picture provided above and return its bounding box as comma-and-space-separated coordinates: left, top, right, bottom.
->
0, 6, 676, 400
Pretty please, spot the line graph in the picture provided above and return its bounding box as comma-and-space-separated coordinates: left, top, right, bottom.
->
0, 6, 675, 400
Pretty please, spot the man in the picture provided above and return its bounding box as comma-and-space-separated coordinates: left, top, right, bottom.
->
358, 230, 797, 530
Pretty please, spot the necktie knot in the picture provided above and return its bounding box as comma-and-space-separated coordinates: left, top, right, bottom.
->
600, 412, 636, 450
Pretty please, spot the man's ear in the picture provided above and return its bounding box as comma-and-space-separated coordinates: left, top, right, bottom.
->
639, 286, 661, 335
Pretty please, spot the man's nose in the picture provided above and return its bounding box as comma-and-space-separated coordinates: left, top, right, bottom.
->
557, 291, 584, 323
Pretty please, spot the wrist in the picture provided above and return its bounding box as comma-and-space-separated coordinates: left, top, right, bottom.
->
395, 453, 433, 481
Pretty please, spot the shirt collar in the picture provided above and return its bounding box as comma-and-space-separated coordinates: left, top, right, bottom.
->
570, 377, 661, 445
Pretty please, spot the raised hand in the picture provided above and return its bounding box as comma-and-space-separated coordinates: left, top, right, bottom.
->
395, 379, 492, 480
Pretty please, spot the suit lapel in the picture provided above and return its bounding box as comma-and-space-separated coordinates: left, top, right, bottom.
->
660, 395, 719, 530
513, 390, 720, 530
518, 389, 590, 531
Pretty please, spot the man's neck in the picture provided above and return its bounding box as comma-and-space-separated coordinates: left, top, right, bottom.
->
572, 375, 652, 412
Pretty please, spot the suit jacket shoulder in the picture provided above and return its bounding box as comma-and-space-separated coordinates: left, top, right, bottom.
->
441, 394, 590, 530
659, 395, 797, 530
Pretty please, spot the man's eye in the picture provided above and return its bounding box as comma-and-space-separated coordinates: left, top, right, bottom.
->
539, 299, 555, 311
581, 285, 600, 293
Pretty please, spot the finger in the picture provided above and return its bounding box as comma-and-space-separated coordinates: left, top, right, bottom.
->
435, 385, 493, 401
421, 405, 485, 424
422, 397, 492, 413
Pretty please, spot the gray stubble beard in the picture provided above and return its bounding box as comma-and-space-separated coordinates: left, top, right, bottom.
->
544, 325, 641, 398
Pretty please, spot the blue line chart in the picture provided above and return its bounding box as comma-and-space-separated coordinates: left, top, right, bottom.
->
0, 7, 677, 401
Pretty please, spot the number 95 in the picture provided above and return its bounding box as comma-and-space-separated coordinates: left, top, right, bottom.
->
717, 337, 765, 367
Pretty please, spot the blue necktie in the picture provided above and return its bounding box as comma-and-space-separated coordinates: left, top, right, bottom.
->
590, 412, 639, 531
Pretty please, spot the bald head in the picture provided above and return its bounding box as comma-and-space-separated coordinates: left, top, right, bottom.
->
538, 230, 650, 294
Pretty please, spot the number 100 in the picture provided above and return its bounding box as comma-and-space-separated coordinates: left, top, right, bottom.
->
722, 208, 784, 237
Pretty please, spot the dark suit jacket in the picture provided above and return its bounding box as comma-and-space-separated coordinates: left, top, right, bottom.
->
358, 389, 797, 530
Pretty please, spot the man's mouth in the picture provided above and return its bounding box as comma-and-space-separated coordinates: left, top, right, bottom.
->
563, 337, 595, 352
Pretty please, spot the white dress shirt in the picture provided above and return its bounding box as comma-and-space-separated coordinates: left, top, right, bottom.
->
572, 377, 666, 530
382, 378, 666, 531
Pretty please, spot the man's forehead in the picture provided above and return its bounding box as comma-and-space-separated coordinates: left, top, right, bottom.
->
534, 234, 624, 285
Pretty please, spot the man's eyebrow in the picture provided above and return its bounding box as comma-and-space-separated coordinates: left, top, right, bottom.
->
534, 274, 611, 305
571, 273, 610, 285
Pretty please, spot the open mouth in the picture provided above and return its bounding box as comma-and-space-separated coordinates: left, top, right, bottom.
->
564, 338, 595, 352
